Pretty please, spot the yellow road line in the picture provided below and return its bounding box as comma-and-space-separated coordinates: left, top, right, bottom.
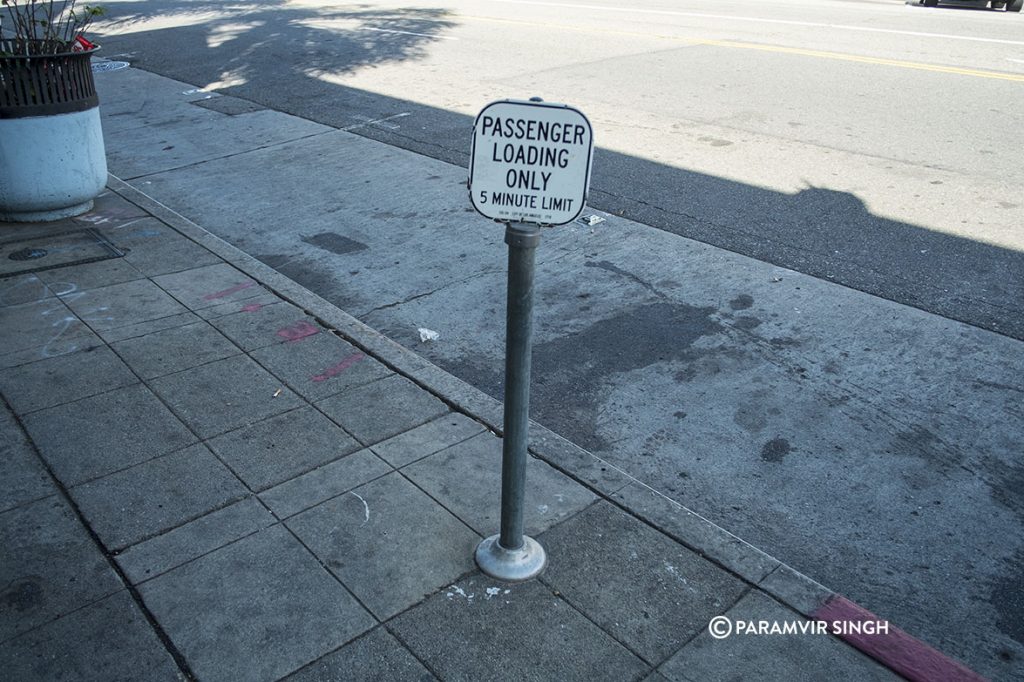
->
697, 39, 1024, 83
458, 14, 1024, 83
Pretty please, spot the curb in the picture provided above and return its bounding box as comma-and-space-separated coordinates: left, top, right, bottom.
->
108, 173, 977, 680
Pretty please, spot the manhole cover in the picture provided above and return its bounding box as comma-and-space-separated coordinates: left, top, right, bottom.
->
0, 228, 123, 278
9, 247, 48, 261
92, 61, 130, 73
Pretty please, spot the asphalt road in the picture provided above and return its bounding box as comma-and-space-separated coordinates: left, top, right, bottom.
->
89, 0, 1024, 678
94, 0, 1024, 338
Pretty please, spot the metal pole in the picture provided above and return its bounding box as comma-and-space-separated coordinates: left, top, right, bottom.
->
475, 221, 547, 581
499, 221, 539, 550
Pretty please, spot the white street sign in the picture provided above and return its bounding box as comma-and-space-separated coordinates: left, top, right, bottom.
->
469, 99, 593, 226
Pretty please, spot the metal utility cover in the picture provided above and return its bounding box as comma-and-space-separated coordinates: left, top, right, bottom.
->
469, 99, 593, 226
0, 228, 123, 277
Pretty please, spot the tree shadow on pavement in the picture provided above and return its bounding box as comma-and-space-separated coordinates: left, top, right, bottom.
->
92, 1, 456, 94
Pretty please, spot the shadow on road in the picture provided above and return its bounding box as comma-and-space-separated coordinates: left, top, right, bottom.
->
92, 0, 1023, 343
96, 1, 456, 84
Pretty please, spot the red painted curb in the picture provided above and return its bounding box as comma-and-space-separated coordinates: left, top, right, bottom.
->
813, 595, 987, 682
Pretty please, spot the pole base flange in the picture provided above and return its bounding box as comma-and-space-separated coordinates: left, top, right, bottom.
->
475, 534, 546, 582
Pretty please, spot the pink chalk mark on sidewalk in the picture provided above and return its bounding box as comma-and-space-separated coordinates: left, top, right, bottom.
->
203, 280, 256, 301
240, 302, 265, 313
312, 353, 365, 382
277, 321, 320, 343
812, 596, 986, 682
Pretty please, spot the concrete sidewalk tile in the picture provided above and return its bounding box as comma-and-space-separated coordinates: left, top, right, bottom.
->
95, 311, 201, 344
36, 257, 145, 292
195, 291, 283, 321
316, 375, 448, 446
116, 496, 276, 585
528, 423, 635, 496
109, 218, 221, 276
149, 354, 302, 439
0, 405, 56, 513
613, 482, 780, 585
207, 406, 361, 491
0, 444, 55, 514
538, 502, 748, 666
0, 590, 184, 681
403, 432, 597, 537
138, 525, 375, 682
210, 301, 321, 351
105, 109, 330, 179
0, 297, 99, 366
0, 332, 103, 370
259, 449, 391, 519
252, 331, 392, 402
153, 263, 263, 311
285, 627, 435, 682
23, 383, 196, 486
0, 273, 52, 307
659, 591, 900, 682
390, 576, 649, 682
111, 320, 241, 379
69, 443, 248, 551
61, 279, 190, 332
287, 472, 479, 620
0, 497, 123, 640
96, 69, 234, 134
0, 346, 138, 415
371, 412, 486, 469
72, 189, 148, 227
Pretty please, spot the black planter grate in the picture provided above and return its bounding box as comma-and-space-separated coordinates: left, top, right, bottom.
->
0, 39, 99, 118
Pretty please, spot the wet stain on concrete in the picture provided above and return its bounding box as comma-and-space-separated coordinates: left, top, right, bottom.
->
983, 459, 1024, 523
301, 232, 368, 256
257, 254, 291, 269
891, 425, 962, 473
533, 302, 722, 450
733, 316, 762, 331
1, 576, 43, 612
729, 294, 754, 311
734, 403, 768, 433
991, 550, 1024, 646
447, 302, 722, 451
894, 426, 939, 455
585, 260, 665, 299
673, 351, 739, 383
760, 438, 791, 463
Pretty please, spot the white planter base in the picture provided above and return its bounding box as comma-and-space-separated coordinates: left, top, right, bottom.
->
0, 107, 107, 223
0, 199, 95, 223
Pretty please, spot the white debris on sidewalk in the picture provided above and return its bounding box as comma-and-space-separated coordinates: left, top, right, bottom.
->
418, 327, 440, 342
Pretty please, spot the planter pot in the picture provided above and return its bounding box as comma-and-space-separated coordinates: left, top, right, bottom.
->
0, 40, 107, 223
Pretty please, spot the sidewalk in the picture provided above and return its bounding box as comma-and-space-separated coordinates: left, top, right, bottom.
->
0, 69, 988, 681
0, 185, 903, 682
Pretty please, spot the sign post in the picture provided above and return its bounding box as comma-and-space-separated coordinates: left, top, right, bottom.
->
469, 98, 593, 581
